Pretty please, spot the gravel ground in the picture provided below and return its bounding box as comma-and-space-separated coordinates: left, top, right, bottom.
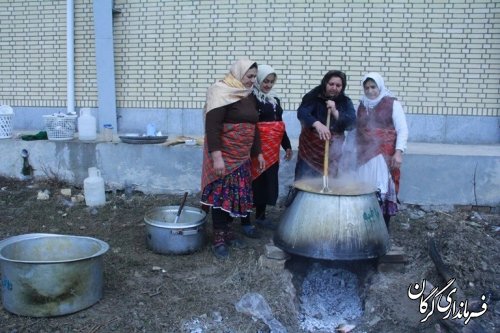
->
0, 177, 498, 333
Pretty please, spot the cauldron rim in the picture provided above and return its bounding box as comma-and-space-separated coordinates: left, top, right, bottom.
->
293, 179, 377, 196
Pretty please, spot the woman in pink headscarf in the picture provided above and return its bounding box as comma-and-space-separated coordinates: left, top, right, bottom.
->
200, 59, 265, 259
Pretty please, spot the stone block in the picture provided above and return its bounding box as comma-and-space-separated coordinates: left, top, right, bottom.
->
258, 255, 287, 271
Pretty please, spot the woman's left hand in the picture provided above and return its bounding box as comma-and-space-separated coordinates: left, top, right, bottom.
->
257, 154, 266, 171
390, 150, 403, 169
326, 100, 339, 120
284, 148, 293, 161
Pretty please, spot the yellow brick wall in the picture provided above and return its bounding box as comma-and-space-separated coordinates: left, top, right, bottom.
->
0, 0, 498, 116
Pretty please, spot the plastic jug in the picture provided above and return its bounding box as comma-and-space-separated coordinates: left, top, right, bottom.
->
78, 108, 97, 141
83, 167, 106, 206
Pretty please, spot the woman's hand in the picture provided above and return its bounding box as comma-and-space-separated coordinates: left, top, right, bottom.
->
390, 150, 403, 169
326, 100, 340, 120
284, 148, 293, 161
257, 154, 266, 170
313, 121, 331, 141
211, 151, 225, 177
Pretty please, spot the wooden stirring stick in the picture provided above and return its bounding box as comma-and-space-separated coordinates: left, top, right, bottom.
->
321, 109, 331, 193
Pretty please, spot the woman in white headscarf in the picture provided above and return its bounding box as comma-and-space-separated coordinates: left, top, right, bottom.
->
356, 72, 408, 231
241, 64, 292, 230
201, 58, 265, 259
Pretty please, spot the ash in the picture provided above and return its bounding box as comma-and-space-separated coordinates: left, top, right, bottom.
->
299, 263, 363, 332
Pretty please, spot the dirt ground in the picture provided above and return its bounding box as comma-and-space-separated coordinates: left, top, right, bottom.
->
0, 177, 498, 333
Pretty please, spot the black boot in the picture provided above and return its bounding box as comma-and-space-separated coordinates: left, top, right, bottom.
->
240, 214, 261, 239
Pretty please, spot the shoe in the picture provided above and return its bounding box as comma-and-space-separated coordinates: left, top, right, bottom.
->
241, 225, 261, 239
212, 244, 229, 259
226, 237, 247, 249
255, 218, 277, 230
224, 230, 247, 249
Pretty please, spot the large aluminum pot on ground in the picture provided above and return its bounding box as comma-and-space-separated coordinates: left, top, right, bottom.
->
274, 178, 390, 260
0, 233, 109, 317
145, 206, 207, 255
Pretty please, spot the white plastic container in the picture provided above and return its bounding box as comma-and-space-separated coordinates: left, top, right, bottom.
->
78, 108, 97, 141
83, 167, 106, 207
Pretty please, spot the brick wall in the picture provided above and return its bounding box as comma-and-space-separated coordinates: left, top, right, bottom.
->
0, 0, 498, 116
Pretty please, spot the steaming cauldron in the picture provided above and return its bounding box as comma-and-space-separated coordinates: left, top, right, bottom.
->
274, 178, 390, 260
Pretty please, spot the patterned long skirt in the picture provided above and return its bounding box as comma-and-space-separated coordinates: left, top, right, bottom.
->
201, 160, 253, 217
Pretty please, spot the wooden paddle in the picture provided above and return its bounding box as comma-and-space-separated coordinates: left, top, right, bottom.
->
321, 109, 331, 193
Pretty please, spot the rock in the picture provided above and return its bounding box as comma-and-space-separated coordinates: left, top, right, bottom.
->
37, 190, 50, 200
465, 221, 482, 228
71, 194, 85, 203
258, 255, 286, 271
60, 188, 72, 196
378, 248, 407, 263
264, 243, 290, 260
400, 222, 411, 230
336, 323, 356, 333
408, 209, 425, 220
368, 315, 381, 326
212, 311, 223, 322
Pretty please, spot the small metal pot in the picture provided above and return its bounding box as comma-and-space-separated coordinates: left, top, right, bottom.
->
0, 233, 109, 317
145, 206, 207, 255
274, 178, 390, 260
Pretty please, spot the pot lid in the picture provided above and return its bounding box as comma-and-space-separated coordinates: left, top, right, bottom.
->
144, 206, 206, 228
293, 178, 377, 196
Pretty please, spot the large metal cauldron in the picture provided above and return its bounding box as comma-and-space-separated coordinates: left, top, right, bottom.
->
0, 233, 109, 317
274, 178, 390, 260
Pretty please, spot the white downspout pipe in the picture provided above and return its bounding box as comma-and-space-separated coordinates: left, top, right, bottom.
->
67, 0, 75, 114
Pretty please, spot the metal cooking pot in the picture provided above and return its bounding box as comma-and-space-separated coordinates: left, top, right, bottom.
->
145, 206, 206, 255
0, 233, 109, 317
274, 178, 390, 260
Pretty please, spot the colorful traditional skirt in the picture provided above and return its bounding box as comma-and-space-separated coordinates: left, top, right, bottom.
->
201, 159, 253, 217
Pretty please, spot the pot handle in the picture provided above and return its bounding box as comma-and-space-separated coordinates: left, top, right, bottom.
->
283, 186, 298, 208
171, 228, 201, 235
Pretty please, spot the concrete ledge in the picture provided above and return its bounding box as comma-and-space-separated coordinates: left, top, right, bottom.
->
0, 138, 498, 207
10, 108, 500, 145
400, 143, 500, 206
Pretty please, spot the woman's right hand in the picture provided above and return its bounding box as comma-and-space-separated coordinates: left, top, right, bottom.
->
211, 151, 225, 177
313, 121, 331, 141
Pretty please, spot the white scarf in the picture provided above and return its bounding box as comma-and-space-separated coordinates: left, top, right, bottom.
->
253, 64, 278, 106
360, 72, 394, 110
